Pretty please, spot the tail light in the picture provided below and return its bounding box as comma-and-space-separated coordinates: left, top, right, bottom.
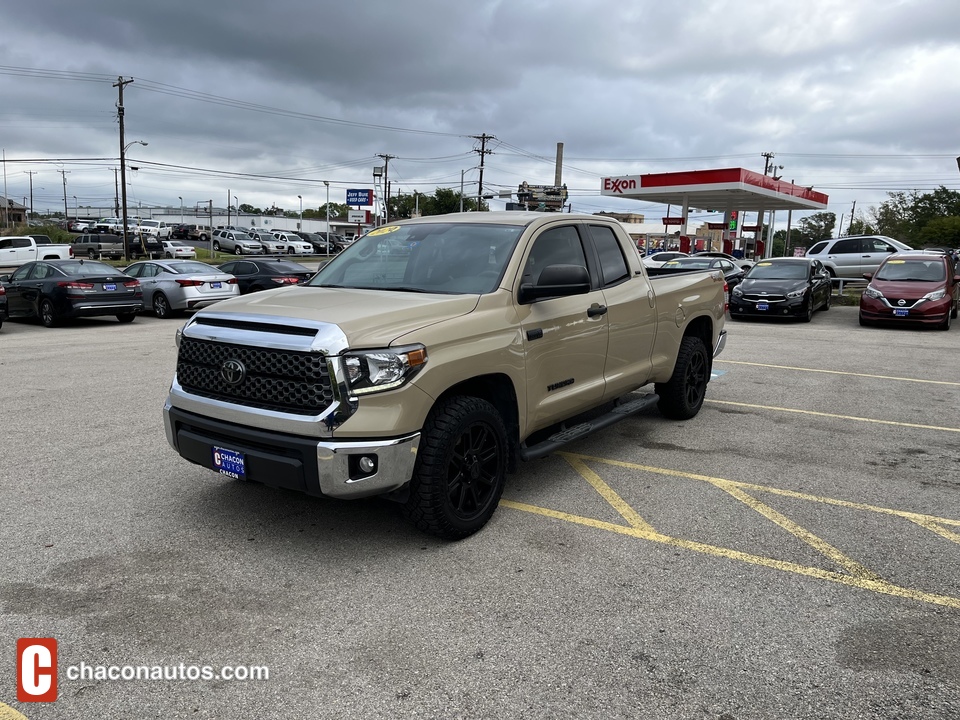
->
176, 279, 203, 287
68, 247, 75, 258
271, 277, 300, 284
123, 280, 140, 288
0, 285, 5, 296
227, 278, 238, 284
723, 282, 729, 313
57, 281, 95, 289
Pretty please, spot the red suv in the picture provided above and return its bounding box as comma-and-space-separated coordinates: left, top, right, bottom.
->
859, 252, 960, 329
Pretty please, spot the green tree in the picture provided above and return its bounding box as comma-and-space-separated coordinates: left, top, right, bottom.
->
796, 212, 836, 242
917, 216, 960, 249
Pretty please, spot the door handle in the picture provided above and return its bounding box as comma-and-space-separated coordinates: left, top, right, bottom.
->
587, 304, 608, 318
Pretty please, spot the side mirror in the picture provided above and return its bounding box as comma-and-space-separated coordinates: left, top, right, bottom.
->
0, 275, 9, 283
518, 264, 590, 304
863, 272, 873, 280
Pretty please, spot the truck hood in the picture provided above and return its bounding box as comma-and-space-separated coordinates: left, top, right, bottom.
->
203, 286, 481, 348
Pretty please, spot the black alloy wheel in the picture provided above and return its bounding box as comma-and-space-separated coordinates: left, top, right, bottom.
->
404, 396, 508, 540
39, 298, 58, 328
655, 335, 709, 420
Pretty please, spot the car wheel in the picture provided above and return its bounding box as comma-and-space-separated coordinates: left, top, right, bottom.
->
287, 247, 295, 254
39, 298, 58, 328
822, 290, 831, 310
655, 335, 709, 420
939, 309, 952, 331
165, 252, 173, 259
952, 295, 958, 320
403, 396, 508, 540
802, 301, 814, 323
213, 240, 221, 251
153, 292, 172, 319
87, 249, 96, 259
116, 313, 136, 323
236, 246, 245, 255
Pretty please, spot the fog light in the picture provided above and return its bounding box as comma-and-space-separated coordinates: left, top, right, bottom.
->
359, 456, 376, 473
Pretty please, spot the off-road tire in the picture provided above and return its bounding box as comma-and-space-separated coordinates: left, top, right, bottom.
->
655, 335, 709, 420
403, 396, 508, 540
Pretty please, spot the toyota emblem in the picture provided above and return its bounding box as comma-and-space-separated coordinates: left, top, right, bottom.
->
221, 359, 246, 385
897, 299, 906, 306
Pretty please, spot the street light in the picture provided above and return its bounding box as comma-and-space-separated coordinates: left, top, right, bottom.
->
323, 181, 330, 250
234, 195, 239, 224
178, 196, 183, 223
298, 195, 302, 231
72, 195, 77, 222
120, 139, 147, 261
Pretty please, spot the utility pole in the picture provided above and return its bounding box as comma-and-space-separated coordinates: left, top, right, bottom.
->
227, 188, 231, 227
761, 151, 775, 176
23, 170, 37, 219
471, 134, 495, 210
113, 168, 120, 216
848, 200, 857, 235
376, 154, 395, 222
58, 169, 70, 220
115, 75, 134, 260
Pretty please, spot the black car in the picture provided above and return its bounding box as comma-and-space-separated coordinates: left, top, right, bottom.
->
729, 257, 832, 322
217, 258, 315, 294
0, 282, 8, 331
650, 256, 745, 290
295, 232, 336, 254
0, 259, 143, 327
169, 223, 191, 240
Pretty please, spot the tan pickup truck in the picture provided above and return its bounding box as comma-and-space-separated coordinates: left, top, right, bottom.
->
164, 212, 727, 538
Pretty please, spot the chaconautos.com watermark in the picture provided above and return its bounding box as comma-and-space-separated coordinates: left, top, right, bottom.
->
17, 638, 269, 703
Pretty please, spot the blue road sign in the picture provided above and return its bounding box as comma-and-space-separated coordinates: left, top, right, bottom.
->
346, 189, 373, 206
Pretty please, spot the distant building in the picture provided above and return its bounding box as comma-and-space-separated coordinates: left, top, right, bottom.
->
0, 197, 27, 227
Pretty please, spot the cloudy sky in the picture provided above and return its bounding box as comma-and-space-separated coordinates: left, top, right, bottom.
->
2, 0, 959, 230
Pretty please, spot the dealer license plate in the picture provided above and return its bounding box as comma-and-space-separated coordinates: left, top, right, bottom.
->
103, 283, 116, 291
212, 282, 221, 289
893, 308, 909, 317
756, 302, 769, 311
212, 446, 245, 480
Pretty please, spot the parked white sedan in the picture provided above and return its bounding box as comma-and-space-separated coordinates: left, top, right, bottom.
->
642, 251, 689, 269
161, 240, 197, 259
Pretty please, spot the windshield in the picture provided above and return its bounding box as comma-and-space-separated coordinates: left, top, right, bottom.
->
664, 259, 714, 270
307, 222, 523, 294
58, 261, 119, 276
746, 262, 809, 279
875, 259, 946, 282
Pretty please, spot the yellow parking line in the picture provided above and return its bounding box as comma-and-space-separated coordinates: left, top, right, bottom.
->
705, 399, 960, 434
0, 702, 29, 720
703, 478, 883, 581
716, 360, 960, 387
563, 455, 657, 532
499, 499, 960, 610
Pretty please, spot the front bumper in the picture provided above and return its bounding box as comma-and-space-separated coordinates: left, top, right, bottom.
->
859, 296, 952, 324
164, 403, 420, 499
729, 296, 808, 318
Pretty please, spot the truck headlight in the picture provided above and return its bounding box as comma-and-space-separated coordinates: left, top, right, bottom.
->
342, 344, 428, 395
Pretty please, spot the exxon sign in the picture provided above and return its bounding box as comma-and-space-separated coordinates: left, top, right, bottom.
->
601, 176, 639, 195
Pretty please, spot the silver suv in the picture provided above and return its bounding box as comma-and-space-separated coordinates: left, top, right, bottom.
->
212, 230, 263, 255
805, 235, 912, 279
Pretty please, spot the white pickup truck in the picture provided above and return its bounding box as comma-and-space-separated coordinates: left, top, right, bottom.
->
0, 236, 74, 267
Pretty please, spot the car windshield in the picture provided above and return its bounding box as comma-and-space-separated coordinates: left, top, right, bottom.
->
875, 259, 946, 282
307, 222, 523, 294
746, 262, 809, 279
233, 233, 254, 241
167, 262, 219, 274
58, 260, 119, 276
140, 221, 158, 228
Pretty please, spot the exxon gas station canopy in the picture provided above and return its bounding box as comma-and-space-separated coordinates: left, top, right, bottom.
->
600, 168, 829, 213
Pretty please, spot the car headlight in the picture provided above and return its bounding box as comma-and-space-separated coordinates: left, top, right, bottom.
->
732, 286, 743, 297
342, 344, 428, 395
863, 285, 884, 300
922, 289, 946, 301
786, 288, 806, 299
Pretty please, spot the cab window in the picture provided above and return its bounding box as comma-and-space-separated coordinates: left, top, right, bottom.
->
589, 224, 629, 287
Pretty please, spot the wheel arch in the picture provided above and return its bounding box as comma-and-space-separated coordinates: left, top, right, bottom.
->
434, 373, 520, 471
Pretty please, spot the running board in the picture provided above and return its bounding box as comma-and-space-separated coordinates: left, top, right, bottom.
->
518, 393, 660, 461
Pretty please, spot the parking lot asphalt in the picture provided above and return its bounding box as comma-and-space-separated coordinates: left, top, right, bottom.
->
2, 305, 960, 719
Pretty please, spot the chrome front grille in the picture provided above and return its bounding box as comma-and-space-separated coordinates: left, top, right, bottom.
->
177, 337, 333, 415
742, 293, 786, 303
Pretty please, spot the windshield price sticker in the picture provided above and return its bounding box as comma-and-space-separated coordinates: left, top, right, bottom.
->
212, 447, 245, 480
367, 226, 400, 237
